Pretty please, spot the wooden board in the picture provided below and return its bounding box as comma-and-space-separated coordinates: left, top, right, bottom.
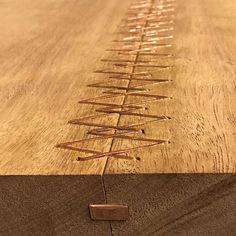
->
105, 174, 236, 236
0, 176, 110, 236
105, 0, 236, 174
0, 0, 132, 175
0, 0, 131, 235
0, 0, 236, 235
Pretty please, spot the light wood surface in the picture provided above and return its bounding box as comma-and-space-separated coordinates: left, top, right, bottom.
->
0, 0, 132, 175
105, 0, 236, 174
0, 176, 110, 236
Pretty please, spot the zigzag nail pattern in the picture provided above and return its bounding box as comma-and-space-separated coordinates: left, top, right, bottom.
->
56, 0, 175, 161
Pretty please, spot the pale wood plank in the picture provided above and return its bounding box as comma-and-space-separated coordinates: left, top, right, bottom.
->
105, 0, 236, 174
0, 0, 132, 175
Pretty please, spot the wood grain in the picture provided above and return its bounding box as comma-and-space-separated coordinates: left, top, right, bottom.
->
105, 174, 236, 236
0, 176, 110, 236
0, 0, 132, 175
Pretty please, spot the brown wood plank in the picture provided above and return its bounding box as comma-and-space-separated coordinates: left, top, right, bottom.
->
0, 176, 110, 236
105, 174, 236, 236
